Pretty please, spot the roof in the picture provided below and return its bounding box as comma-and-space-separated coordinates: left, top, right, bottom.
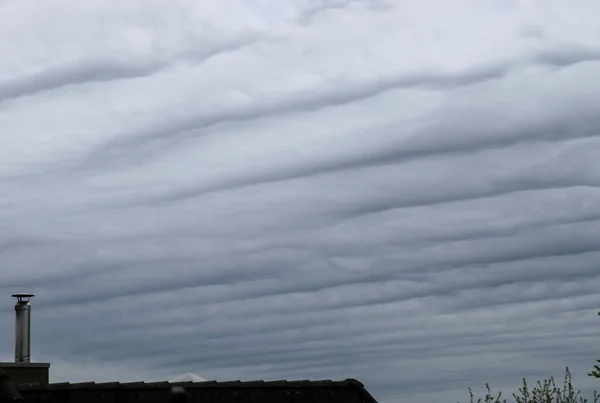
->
15, 379, 378, 403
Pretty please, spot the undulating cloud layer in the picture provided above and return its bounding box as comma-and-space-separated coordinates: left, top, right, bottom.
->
1, 1, 600, 402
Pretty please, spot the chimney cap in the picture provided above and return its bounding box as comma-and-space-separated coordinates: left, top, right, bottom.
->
11, 293, 34, 303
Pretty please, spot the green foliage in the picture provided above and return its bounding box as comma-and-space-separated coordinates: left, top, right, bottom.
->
588, 361, 600, 379
588, 312, 600, 379
460, 367, 599, 403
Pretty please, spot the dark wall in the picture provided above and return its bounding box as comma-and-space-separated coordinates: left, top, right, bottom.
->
0, 364, 49, 385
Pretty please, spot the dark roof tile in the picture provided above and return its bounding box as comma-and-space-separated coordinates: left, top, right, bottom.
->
16, 378, 378, 403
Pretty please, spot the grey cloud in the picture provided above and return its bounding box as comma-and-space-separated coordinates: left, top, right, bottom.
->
79, 67, 600, 210
0, 34, 264, 103
2, 2, 600, 403
77, 47, 599, 175
0, 58, 161, 101
297, 0, 390, 25
532, 46, 600, 68
76, 64, 510, 168
73, 55, 561, 174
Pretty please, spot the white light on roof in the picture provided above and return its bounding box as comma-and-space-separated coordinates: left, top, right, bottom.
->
169, 372, 208, 383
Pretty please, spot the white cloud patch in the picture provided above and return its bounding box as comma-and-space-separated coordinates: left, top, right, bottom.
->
1, 1, 600, 402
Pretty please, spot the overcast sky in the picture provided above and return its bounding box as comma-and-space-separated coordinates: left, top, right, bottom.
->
1, 1, 600, 402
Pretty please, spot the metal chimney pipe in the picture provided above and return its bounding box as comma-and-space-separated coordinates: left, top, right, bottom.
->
11, 293, 34, 363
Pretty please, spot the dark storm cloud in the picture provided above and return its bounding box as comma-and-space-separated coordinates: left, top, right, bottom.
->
1, 1, 600, 403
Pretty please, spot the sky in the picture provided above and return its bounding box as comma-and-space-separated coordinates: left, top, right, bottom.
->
1, 1, 600, 402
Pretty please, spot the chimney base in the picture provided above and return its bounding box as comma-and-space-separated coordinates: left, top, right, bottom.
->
0, 362, 50, 385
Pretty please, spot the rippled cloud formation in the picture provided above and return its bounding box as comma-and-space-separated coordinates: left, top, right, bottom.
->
1, 1, 600, 402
